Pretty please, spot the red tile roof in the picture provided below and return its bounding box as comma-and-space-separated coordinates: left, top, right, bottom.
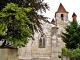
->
56, 3, 68, 13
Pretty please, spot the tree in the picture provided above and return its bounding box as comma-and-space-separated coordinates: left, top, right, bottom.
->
0, 0, 49, 31
61, 20, 80, 49
0, 3, 33, 48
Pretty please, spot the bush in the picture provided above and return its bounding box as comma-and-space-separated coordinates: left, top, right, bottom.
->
62, 48, 80, 58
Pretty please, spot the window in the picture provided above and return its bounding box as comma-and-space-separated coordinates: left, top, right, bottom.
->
39, 35, 45, 48
61, 14, 64, 20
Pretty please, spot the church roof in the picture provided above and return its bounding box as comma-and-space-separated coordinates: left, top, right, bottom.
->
56, 3, 68, 13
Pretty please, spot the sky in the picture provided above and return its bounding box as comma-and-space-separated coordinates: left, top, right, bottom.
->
43, 0, 80, 23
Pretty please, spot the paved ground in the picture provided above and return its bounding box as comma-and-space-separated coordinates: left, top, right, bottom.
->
34, 58, 50, 60
19, 58, 50, 60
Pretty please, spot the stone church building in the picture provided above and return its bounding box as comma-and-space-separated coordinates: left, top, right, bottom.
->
18, 3, 77, 60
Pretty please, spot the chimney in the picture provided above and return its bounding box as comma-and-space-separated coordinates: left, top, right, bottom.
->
72, 12, 77, 21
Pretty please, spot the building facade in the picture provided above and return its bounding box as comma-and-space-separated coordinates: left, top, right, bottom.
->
19, 3, 70, 60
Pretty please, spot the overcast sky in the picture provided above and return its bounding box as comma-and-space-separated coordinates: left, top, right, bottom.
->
43, 0, 80, 23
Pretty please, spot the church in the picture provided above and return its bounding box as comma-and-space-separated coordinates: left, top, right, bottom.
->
18, 3, 77, 60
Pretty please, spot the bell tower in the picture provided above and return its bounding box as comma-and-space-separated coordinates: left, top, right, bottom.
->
51, 4, 69, 59
55, 3, 69, 28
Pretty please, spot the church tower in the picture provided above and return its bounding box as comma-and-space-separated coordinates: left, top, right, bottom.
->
51, 3, 69, 60
55, 3, 69, 28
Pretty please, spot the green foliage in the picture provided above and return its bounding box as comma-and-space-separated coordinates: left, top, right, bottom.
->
62, 48, 80, 58
0, 0, 49, 32
61, 20, 80, 49
0, 3, 33, 48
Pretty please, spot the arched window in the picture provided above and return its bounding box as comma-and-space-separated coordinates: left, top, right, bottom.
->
39, 35, 45, 48
61, 14, 64, 20
39, 38, 42, 47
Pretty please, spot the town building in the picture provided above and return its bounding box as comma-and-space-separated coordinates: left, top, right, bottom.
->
18, 3, 77, 60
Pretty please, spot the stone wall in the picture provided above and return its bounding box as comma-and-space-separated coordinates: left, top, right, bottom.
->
62, 56, 70, 60
0, 48, 18, 60
18, 19, 68, 60
18, 20, 55, 60
31, 21, 54, 57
